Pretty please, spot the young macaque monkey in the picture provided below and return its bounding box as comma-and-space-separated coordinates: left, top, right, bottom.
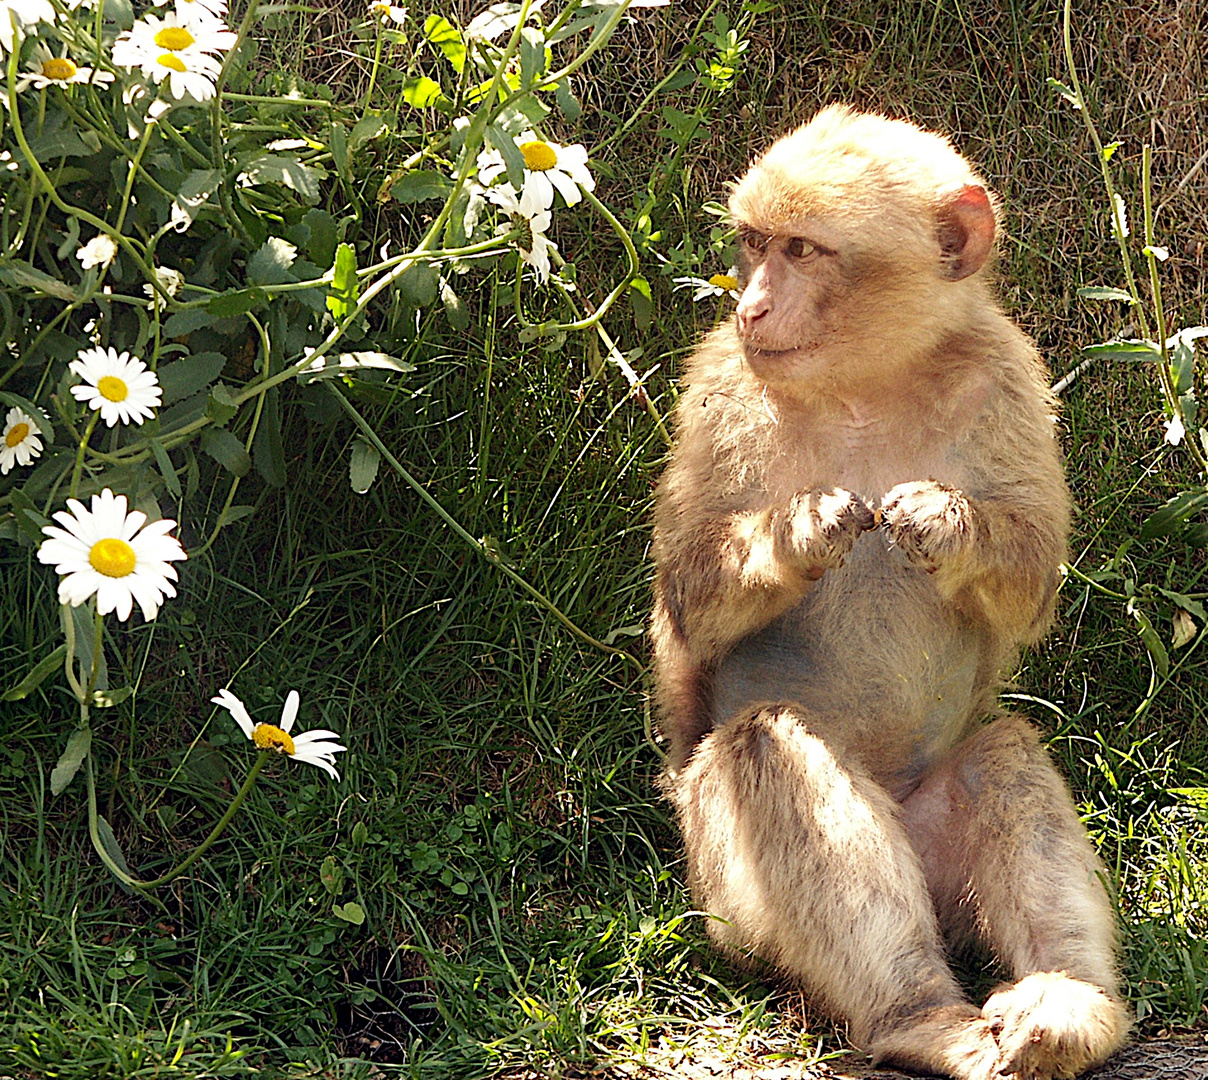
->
650, 105, 1129, 1080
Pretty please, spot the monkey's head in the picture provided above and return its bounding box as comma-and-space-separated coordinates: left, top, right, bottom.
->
728, 105, 999, 387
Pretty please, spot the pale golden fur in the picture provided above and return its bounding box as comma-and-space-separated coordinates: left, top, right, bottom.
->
651, 106, 1128, 1080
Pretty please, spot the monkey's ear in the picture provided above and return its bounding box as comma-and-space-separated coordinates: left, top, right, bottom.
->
936, 184, 996, 281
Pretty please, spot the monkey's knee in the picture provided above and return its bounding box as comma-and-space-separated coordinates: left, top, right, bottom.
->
669, 703, 834, 821
927, 714, 1122, 993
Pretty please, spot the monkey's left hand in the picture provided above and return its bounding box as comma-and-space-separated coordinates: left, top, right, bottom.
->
880, 480, 980, 574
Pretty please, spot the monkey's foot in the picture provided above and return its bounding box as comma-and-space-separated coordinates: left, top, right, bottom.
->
982, 971, 1129, 1079
870, 1003, 1002, 1080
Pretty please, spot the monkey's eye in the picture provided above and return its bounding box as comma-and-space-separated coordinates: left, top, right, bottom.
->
739, 226, 768, 254
786, 237, 816, 259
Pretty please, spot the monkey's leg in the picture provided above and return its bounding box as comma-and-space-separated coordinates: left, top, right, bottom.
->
901, 714, 1129, 1079
671, 705, 1001, 1080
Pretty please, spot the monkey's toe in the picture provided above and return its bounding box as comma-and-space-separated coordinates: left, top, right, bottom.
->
983, 971, 1129, 1080
870, 1003, 1002, 1080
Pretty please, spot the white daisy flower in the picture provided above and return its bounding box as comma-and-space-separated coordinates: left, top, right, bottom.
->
76, 234, 119, 270
673, 269, 741, 302
38, 489, 187, 621
367, 1, 406, 23
1164, 414, 1186, 447
0, 0, 55, 55
488, 181, 557, 284
212, 689, 348, 781
1, 406, 42, 474
15, 43, 117, 91
69, 346, 162, 427
111, 12, 235, 101
477, 131, 595, 210
143, 265, 185, 309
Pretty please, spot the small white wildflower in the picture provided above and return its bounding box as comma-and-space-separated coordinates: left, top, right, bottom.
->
143, 265, 185, 309
38, 489, 187, 621
76, 234, 119, 271
15, 43, 117, 91
1111, 194, 1128, 240
1, 406, 42, 474
367, 1, 406, 24
0, 0, 55, 55
111, 12, 235, 102
69, 346, 162, 427
673, 269, 741, 301
488, 181, 557, 284
1164, 414, 1185, 447
213, 689, 348, 781
477, 131, 595, 209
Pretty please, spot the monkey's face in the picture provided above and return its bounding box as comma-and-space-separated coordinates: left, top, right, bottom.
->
732, 222, 851, 382
727, 108, 999, 388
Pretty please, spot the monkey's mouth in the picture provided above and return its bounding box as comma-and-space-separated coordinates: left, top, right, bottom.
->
742, 343, 814, 365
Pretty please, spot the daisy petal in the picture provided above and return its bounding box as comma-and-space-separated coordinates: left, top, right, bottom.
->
211, 688, 256, 738
280, 689, 300, 734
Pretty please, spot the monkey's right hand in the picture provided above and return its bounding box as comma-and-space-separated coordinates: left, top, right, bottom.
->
781, 488, 875, 581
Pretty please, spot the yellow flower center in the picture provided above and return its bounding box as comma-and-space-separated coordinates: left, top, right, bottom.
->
157, 53, 189, 72
708, 273, 739, 291
519, 140, 558, 172
43, 58, 78, 81
6, 423, 29, 448
154, 26, 196, 51
253, 723, 296, 755
97, 375, 129, 402
89, 537, 136, 578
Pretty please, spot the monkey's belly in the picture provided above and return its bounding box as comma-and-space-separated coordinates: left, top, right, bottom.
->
710, 543, 987, 791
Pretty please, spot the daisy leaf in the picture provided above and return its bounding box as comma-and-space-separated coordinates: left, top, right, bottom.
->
51, 726, 92, 797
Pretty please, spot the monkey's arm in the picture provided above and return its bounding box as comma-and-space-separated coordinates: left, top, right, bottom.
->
880, 350, 1071, 643
650, 488, 871, 770
653, 487, 873, 666
881, 480, 1067, 641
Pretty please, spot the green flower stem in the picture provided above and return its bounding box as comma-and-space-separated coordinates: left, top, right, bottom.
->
210, 0, 261, 249
90, 603, 103, 697
1142, 148, 1207, 472
362, 15, 387, 112
5, 51, 148, 273
1061, 0, 1148, 340
514, 189, 640, 335
85, 739, 272, 892
329, 384, 644, 680
68, 412, 100, 501
1141, 146, 1176, 404
134, 751, 271, 890
113, 122, 156, 240
223, 92, 334, 108
60, 603, 87, 703
156, 116, 212, 170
